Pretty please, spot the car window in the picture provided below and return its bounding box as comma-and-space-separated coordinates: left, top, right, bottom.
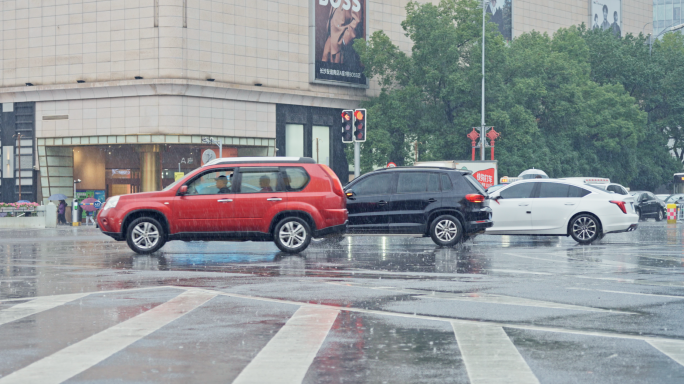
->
644, 193, 654, 201
186, 169, 235, 195
397, 173, 430, 194
538, 182, 570, 198
238, 168, 283, 193
568, 185, 591, 197
281, 167, 310, 191
428, 174, 440, 193
499, 182, 535, 199
464, 174, 487, 194
441, 174, 453, 192
352, 173, 393, 196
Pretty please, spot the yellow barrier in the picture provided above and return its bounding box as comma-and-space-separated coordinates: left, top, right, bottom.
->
667, 204, 677, 224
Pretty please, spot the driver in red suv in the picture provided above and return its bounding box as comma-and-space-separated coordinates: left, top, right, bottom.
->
97, 157, 348, 254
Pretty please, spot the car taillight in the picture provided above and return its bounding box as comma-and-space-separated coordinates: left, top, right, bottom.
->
610, 200, 627, 214
320, 164, 345, 197
466, 194, 485, 203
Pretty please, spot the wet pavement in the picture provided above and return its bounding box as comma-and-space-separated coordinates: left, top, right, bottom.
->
1, 222, 684, 383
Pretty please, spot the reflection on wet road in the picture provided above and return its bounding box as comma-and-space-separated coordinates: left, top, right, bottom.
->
1, 222, 684, 383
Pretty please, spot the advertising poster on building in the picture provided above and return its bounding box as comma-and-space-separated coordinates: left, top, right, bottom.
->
487, 0, 512, 41
592, 0, 621, 37
312, 0, 367, 86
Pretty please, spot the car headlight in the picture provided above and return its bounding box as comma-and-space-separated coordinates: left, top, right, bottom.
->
103, 196, 120, 210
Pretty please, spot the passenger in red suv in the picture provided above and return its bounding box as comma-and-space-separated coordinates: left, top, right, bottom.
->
97, 157, 348, 255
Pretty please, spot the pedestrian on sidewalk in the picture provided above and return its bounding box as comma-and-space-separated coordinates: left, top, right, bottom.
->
57, 200, 67, 225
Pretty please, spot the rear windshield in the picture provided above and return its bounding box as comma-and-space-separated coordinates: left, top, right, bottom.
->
464, 174, 487, 195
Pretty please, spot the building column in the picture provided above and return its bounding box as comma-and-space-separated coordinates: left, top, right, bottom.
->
138, 145, 161, 192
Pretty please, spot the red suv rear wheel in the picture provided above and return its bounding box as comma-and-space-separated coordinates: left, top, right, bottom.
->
274, 217, 312, 253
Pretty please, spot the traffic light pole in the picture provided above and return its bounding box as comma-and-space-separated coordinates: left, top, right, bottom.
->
354, 141, 360, 178
480, 0, 486, 161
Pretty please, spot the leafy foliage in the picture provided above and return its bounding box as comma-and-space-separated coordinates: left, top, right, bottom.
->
351, 0, 682, 190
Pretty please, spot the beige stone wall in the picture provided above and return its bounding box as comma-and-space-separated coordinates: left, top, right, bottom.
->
514, 0, 652, 38
36, 95, 275, 138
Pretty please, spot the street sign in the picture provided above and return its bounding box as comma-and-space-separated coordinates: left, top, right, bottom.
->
93, 200, 102, 209
175, 172, 185, 181
387, 162, 396, 168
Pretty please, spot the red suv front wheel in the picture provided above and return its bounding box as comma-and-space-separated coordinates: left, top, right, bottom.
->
274, 217, 312, 253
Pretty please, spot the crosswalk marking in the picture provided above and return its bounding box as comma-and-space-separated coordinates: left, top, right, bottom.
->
232, 306, 340, 384
0, 293, 90, 327
0, 289, 216, 384
647, 339, 684, 367
452, 321, 540, 384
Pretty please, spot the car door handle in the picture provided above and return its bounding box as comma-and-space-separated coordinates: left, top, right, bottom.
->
518, 203, 529, 206
378, 200, 388, 205
267, 198, 282, 201
217, 199, 232, 203
564, 203, 576, 206
428, 198, 437, 203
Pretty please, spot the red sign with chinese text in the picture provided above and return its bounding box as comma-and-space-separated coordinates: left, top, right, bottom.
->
473, 168, 496, 189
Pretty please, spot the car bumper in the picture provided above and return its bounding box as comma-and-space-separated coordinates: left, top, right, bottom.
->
464, 219, 494, 234
314, 221, 347, 238
605, 223, 638, 234
102, 231, 124, 241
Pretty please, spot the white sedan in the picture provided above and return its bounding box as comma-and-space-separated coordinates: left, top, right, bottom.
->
486, 179, 638, 244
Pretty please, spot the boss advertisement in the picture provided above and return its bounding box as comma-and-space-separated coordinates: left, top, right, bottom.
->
592, 0, 622, 37
312, 0, 367, 86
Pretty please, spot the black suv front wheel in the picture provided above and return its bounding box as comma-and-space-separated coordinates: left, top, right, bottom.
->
429, 215, 463, 246
274, 217, 312, 253
126, 217, 166, 254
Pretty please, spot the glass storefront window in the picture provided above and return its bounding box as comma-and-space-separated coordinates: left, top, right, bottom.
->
312, 126, 330, 165
286, 124, 304, 157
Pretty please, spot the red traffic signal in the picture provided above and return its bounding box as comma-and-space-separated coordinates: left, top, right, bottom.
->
341, 110, 354, 143
353, 108, 366, 142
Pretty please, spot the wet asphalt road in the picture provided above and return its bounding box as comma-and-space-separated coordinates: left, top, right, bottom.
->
1, 222, 684, 383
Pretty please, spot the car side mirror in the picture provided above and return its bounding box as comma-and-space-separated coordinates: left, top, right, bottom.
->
345, 190, 356, 200
179, 185, 188, 195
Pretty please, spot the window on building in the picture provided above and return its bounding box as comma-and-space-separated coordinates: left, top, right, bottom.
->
285, 124, 304, 157
311, 126, 330, 165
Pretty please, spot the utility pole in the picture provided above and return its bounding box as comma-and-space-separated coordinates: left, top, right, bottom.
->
354, 141, 360, 178
414, 141, 418, 163
481, 0, 486, 161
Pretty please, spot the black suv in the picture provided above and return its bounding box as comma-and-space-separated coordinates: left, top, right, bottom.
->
343, 167, 493, 245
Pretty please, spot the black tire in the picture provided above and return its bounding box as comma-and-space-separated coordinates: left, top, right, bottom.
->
656, 209, 665, 222
274, 217, 312, 253
429, 215, 464, 246
569, 214, 601, 245
126, 217, 166, 254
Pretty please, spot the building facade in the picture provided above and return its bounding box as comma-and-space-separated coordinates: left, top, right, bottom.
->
653, 0, 683, 38
0, 0, 652, 204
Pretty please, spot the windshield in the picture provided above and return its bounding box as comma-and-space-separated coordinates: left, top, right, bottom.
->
162, 177, 184, 192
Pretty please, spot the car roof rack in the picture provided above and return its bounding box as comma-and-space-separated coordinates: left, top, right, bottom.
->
373, 166, 471, 173
203, 157, 316, 166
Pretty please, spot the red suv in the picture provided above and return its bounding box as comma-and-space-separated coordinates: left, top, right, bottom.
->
97, 157, 348, 254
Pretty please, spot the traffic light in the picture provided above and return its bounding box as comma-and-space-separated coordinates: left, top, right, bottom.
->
341, 110, 353, 143
353, 109, 366, 142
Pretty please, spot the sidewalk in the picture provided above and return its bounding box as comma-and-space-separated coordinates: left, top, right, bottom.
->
0, 225, 110, 243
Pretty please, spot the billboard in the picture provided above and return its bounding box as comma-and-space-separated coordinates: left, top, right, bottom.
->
311, 0, 367, 87
487, 0, 512, 41
592, 0, 621, 37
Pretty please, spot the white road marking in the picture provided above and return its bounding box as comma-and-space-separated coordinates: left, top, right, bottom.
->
326, 282, 633, 313
0, 293, 90, 326
232, 306, 339, 384
568, 287, 684, 300
0, 289, 216, 384
647, 339, 684, 367
452, 321, 540, 384
0, 285, 181, 303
